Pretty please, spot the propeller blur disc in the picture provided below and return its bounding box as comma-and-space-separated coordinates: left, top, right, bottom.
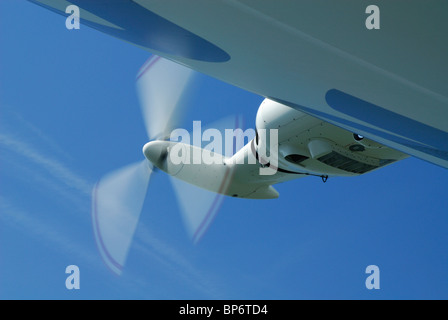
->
170, 114, 247, 243
136, 56, 195, 140
92, 161, 151, 275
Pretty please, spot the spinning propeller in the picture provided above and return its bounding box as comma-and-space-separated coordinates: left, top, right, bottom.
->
92, 56, 239, 275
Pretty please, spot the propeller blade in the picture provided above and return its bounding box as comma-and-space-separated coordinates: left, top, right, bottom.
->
170, 177, 227, 243
92, 160, 151, 275
170, 114, 248, 243
136, 56, 195, 140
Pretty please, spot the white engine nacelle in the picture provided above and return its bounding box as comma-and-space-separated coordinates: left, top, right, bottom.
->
142, 98, 407, 200
255, 99, 407, 177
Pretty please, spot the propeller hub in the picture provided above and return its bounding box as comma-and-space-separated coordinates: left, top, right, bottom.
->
143, 141, 168, 169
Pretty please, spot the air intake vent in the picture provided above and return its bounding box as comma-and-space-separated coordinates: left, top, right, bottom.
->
317, 151, 377, 174
285, 154, 309, 164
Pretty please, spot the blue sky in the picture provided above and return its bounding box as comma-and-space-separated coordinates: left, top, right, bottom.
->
1, 1, 447, 299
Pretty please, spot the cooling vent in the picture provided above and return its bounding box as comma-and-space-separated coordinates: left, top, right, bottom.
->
285, 154, 309, 164
317, 151, 378, 174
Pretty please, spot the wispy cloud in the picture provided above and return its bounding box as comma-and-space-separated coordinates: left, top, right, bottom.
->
1, 107, 74, 161
0, 196, 99, 267
132, 223, 225, 298
0, 132, 92, 196
0, 112, 103, 280
0, 110, 225, 298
